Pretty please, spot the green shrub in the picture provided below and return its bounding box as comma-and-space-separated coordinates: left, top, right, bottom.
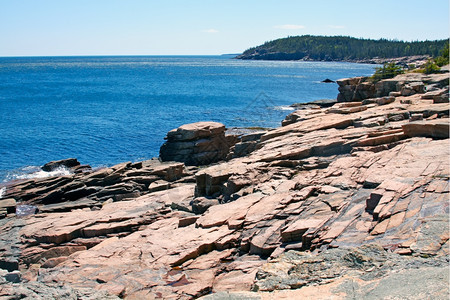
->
435, 42, 449, 67
423, 59, 441, 74
370, 62, 404, 82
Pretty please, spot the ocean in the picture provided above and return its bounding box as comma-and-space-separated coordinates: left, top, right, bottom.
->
0, 56, 377, 182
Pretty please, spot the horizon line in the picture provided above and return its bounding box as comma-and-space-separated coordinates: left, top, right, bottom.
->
0, 54, 243, 59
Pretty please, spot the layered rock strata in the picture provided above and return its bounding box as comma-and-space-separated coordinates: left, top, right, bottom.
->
337, 72, 449, 103
0, 72, 449, 299
160, 122, 237, 166
1, 159, 189, 217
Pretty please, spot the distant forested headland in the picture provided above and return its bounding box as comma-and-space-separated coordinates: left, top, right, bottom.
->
236, 35, 449, 62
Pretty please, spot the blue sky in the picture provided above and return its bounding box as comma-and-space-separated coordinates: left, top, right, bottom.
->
1, 0, 448, 56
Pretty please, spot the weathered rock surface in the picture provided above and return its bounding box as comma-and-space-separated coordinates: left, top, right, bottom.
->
160, 122, 236, 166
200, 244, 449, 299
0, 72, 449, 299
1, 159, 189, 218
337, 72, 449, 102
41, 158, 82, 172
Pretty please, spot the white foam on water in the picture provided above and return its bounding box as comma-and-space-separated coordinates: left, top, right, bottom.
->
273, 105, 295, 111
4, 166, 73, 183
0, 187, 6, 199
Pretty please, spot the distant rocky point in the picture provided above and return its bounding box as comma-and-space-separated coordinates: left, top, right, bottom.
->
236, 35, 447, 64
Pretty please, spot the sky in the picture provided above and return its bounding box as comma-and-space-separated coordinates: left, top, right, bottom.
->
0, 0, 449, 56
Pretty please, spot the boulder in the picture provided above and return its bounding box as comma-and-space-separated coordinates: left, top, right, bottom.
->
41, 158, 81, 172
191, 197, 220, 214
160, 122, 234, 165
337, 76, 375, 102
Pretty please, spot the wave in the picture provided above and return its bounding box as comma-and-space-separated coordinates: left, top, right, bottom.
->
273, 105, 295, 111
2, 166, 73, 183
0, 187, 5, 199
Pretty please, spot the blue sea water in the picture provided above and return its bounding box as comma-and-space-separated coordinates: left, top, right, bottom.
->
0, 56, 377, 182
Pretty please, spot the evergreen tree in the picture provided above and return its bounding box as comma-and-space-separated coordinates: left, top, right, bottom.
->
435, 42, 449, 66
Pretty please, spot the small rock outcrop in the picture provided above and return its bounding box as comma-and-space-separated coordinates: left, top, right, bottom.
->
41, 158, 81, 172
229, 131, 266, 158
160, 122, 234, 166
337, 72, 449, 103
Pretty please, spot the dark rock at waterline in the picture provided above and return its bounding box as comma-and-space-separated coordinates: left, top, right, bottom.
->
322, 78, 335, 83
290, 99, 337, 109
41, 158, 81, 172
308, 98, 338, 107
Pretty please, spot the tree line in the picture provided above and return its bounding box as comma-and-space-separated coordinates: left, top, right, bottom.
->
238, 35, 449, 61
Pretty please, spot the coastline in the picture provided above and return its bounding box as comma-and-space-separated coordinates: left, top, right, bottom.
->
0, 56, 378, 178
0, 67, 449, 299
235, 54, 431, 66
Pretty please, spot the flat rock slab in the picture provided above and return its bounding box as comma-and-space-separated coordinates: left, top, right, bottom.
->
402, 119, 449, 139
167, 122, 226, 141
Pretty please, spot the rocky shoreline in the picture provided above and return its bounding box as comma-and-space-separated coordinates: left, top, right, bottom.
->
0, 68, 449, 299
236, 53, 432, 67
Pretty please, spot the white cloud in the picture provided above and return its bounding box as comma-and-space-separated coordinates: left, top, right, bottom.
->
329, 25, 346, 29
274, 24, 305, 30
202, 29, 219, 33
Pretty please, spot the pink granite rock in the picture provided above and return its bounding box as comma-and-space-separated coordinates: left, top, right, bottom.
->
0, 73, 449, 299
